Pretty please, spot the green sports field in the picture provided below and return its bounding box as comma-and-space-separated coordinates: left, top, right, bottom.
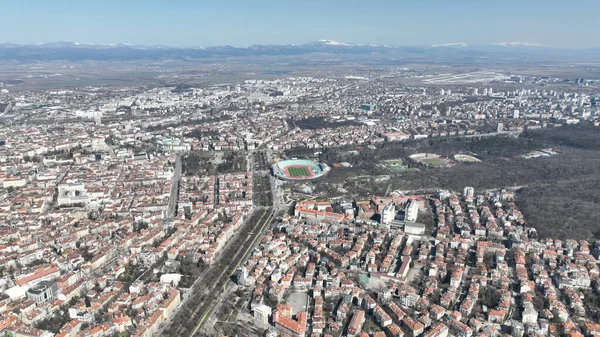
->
384, 159, 420, 173
422, 158, 447, 167
287, 167, 311, 177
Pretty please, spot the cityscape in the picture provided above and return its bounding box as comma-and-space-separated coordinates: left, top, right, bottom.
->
2, 1, 600, 337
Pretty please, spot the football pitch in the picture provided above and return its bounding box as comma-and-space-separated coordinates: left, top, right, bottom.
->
422, 158, 447, 167
287, 166, 311, 177
384, 159, 420, 173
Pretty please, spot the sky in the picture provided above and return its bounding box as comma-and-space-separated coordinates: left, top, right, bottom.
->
3, 0, 600, 48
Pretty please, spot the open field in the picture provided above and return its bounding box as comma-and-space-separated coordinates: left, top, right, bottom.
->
421, 158, 447, 167
409, 153, 454, 168
384, 159, 419, 173
454, 154, 482, 162
421, 70, 508, 84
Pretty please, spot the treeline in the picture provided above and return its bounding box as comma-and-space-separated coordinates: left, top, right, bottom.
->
288, 117, 361, 130
288, 122, 600, 239
184, 129, 220, 141
523, 123, 600, 150
285, 132, 542, 167
216, 152, 247, 173
390, 147, 600, 192
517, 178, 600, 240
146, 115, 231, 132
183, 151, 247, 176
183, 152, 215, 176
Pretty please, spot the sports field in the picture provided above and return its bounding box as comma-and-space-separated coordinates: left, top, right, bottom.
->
421, 158, 447, 167
454, 154, 481, 162
384, 159, 419, 173
287, 166, 311, 177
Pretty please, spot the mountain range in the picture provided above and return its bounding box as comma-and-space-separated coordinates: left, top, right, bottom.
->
0, 40, 596, 62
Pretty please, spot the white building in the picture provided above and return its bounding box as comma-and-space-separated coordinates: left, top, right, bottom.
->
381, 204, 396, 225
463, 187, 475, 198
521, 303, 538, 324
160, 274, 182, 287
404, 223, 426, 236
57, 183, 90, 206
405, 201, 419, 223
26, 280, 58, 304
253, 304, 272, 325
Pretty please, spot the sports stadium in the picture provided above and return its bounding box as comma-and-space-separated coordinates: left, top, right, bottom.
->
272, 159, 329, 181
453, 154, 482, 163
409, 153, 455, 168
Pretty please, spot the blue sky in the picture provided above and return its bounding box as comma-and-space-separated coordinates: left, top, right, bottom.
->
3, 0, 599, 48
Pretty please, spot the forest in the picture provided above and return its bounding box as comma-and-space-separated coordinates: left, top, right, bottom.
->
286, 123, 600, 239
183, 151, 247, 176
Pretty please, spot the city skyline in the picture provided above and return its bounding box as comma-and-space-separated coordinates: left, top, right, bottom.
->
3, 2, 600, 337
3, 0, 600, 48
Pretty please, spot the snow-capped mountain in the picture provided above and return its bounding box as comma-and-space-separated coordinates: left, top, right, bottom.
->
33, 41, 133, 48
0, 40, 594, 62
489, 42, 543, 47
431, 43, 468, 47
306, 40, 354, 46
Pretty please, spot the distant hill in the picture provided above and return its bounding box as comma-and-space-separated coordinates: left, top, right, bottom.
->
0, 41, 597, 62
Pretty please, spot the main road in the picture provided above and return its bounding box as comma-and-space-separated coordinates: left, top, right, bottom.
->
167, 154, 182, 219
162, 208, 273, 336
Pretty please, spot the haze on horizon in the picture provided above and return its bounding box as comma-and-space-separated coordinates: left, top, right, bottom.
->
4, 0, 600, 49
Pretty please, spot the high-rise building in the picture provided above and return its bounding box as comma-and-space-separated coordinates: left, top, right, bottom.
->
236, 266, 248, 285
381, 204, 396, 225
253, 304, 272, 325
497, 123, 504, 132
463, 186, 475, 198
405, 202, 419, 222
473, 88, 478, 95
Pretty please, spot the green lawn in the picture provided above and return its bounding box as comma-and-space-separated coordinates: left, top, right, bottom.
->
422, 158, 447, 167
288, 167, 311, 177
385, 159, 419, 173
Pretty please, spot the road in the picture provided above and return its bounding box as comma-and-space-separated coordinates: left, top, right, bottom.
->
154, 265, 213, 336
167, 155, 182, 219
252, 151, 273, 208
162, 208, 273, 336
189, 209, 273, 336
0, 102, 12, 118
457, 130, 522, 139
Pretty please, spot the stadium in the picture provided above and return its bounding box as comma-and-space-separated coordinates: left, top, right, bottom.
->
409, 153, 455, 168
453, 154, 481, 163
272, 159, 329, 181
